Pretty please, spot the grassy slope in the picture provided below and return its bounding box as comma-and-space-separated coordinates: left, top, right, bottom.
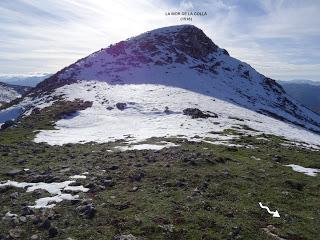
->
0, 102, 319, 239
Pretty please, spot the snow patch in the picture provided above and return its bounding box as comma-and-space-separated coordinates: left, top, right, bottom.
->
285, 164, 320, 176
115, 141, 179, 151
70, 175, 87, 179
0, 180, 89, 208
32, 81, 320, 149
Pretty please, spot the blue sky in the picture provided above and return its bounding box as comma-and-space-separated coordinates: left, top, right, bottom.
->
0, 0, 319, 81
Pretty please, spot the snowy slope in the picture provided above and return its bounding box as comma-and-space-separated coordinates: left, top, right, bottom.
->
35, 25, 320, 134
33, 81, 320, 148
1, 25, 320, 147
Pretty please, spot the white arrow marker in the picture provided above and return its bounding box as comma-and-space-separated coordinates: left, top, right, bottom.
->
259, 202, 280, 218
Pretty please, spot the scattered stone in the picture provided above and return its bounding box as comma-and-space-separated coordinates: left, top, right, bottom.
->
31, 174, 58, 183
109, 165, 119, 170
129, 172, 145, 182
10, 192, 19, 199
59, 167, 71, 173
107, 106, 114, 110
1, 120, 15, 130
40, 218, 51, 229
113, 234, 137, 240
134, 163, 143, 168
2, 212, 18, 222
85, 182, 96, 189
70, 199, 81, 205
21, 206, 34, 216
19, 216, 27, 223
228, 226, 241, 239
9, 228, 23, 239
16, 159, 27, 164
30, 234, 39, 240
30, 215, 41, 225
175, 180, 187, 188
159, 224, 175, 233
77, 204, 96, 218
116, 103, 127, 110
68, 181, 81, 186
6, 169, 24, 177
272, 155, 284, 162
164, 106, 171, 114
262, 225, 286, 240
101, 179, 114, 187
48, 226, 58, 238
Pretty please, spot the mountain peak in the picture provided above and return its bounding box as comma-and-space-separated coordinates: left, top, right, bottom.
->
131, 24, 220, 59
36, 25, 228, 91
2, 25, 320, 147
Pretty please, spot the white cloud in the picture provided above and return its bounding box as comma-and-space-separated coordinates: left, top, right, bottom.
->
179, 0, 194, 10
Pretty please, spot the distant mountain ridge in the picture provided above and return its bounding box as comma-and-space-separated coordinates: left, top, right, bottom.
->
278, 80, 320, 114
0, 74, 51, 87
279, 79, 320, 86
0, 82, 31, 106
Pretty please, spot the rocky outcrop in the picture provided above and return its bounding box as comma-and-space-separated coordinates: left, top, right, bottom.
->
183, 108, 218, 119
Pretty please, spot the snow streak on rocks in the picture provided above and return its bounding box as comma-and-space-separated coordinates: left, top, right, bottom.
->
0, 180, 89, 208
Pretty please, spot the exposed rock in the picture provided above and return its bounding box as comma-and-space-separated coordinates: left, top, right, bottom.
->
31, 174, 60, 183
16, 159, 27, 164
6, 169, 24, 177
48, 226, 58, 238
2, 212, 19, 222
129, 172, 145, 182
113, 234, 137, 240
109, 165, 119, 170
175, 180, 187, 188
30, 234, 39, 240
1, 120, 15, 130
40, 218, 51, 229
116, 103, 127, 110
9, 228, 23, 239
262, 225, 286, 240
29, 215, 41, 225
183, 108, 218, 119
228, 226, 241, 240
21, 206, 34, 216
159, 224, 175, 233
101, 179, 114, 187
164, 106, 171, 114
10, 192, 19, 199
19, 216, 27, 223
77, 203, 96, 218
272, 155, 284, 162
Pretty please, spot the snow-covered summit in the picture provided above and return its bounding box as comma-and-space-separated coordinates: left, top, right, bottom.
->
1, 25, 320, 147
32, 25, 320, 134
